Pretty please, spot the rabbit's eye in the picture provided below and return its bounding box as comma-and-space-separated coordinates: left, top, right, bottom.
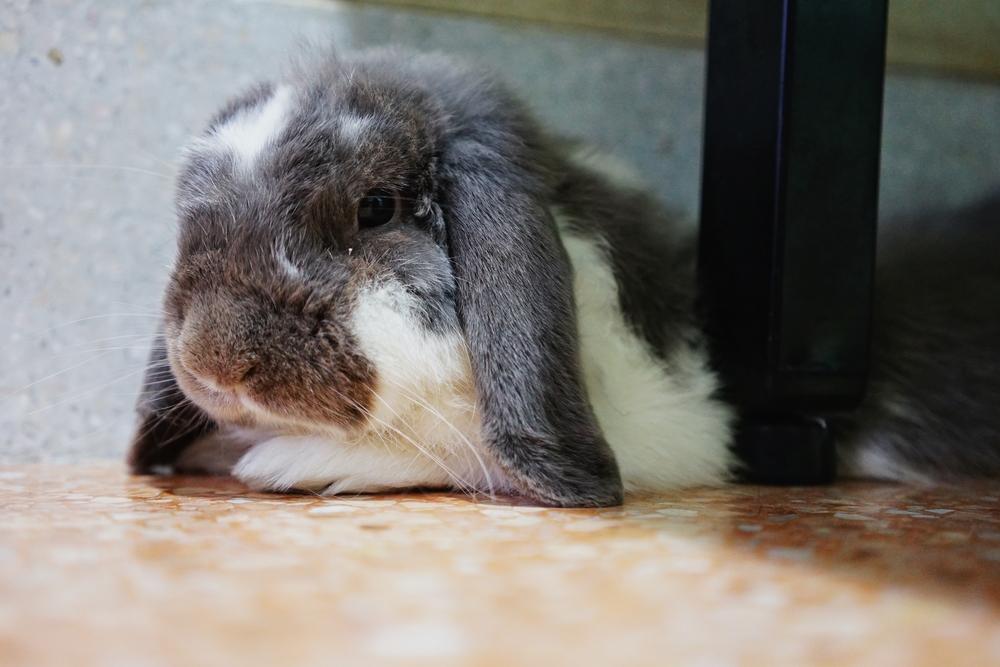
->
357, 189, 397, 228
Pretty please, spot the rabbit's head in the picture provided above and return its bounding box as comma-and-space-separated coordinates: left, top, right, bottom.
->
129, 51, 622, 507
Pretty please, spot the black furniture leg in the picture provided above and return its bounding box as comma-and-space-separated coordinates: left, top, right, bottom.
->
698, 1, 888, 484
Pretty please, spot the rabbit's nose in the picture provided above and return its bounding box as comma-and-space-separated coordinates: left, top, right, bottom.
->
189, 359, 256, 393
176, 317, 258, 392
179, 346, 257, 393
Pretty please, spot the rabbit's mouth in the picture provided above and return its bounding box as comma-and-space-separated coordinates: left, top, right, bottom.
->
191, 376, 263, 421
166, 335, 370, 439
169, 356, 266, 427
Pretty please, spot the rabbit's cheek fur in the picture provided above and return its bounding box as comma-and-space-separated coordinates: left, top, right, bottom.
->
164, 283, 378, 435
349, 282, 474, 427
228, 277, 513, 495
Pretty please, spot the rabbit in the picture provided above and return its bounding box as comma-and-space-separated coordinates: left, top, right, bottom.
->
128, 48, 1000, 506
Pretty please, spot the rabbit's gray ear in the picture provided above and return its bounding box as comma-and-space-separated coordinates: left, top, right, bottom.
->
127, 334, 215, 473
439, 138, 623, 507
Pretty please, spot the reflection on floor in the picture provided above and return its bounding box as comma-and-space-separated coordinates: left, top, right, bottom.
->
2, 464, 999, 666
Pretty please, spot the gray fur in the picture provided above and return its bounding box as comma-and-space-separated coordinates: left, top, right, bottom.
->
128, 334, 216, 472
834, 194, 1000, 480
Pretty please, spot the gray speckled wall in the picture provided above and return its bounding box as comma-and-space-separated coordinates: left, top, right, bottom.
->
2, 0, 998, 463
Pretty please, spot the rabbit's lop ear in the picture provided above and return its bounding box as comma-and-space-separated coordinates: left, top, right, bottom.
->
127, 334, 215, 473
439, 132, 623, 507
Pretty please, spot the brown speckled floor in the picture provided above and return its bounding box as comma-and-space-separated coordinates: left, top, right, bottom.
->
2, 464, 1000, 666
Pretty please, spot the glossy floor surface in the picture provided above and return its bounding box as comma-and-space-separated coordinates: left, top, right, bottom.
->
3, 464, 1000, 666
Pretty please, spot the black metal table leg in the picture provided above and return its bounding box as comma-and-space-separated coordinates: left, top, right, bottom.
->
698, 0, 888, 484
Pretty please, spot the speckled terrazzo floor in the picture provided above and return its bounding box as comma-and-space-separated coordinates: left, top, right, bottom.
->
2, 464, 1000, 666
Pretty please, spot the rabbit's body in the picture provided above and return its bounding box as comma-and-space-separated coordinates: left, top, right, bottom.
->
129, 49, 999, 506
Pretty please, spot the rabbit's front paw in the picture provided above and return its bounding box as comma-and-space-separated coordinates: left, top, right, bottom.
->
232, 435, 457, 495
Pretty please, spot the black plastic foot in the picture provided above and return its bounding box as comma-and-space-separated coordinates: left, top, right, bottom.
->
734, 416, 836, 485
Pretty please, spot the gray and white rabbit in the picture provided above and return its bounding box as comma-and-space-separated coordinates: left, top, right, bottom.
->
128, 49, 1000, 506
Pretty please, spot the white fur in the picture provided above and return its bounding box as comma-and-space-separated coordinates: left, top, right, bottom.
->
234, 434, 456, 494
557, 220, 736, 489
209, 85, 294, 171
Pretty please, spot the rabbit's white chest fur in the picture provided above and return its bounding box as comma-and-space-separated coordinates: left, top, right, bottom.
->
221, 211, 735, 496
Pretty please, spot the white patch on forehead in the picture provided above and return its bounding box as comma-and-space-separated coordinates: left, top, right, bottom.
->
339, 114, 372, 143
210, 85, 295, 170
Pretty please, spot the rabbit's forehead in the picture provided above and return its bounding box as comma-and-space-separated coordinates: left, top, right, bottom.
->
187, 82, 423, 187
